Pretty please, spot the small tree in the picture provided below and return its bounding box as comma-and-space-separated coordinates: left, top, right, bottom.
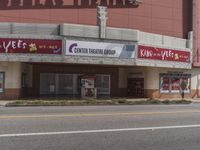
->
180, 80, 187, 100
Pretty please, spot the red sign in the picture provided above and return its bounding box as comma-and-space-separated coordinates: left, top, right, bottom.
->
0, 38, 62, 54
138, 45, 190, 63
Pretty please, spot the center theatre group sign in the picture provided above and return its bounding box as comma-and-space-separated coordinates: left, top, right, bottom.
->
0, 38, 62, 54
138, 45, 191, 63
66, 40, 135, 58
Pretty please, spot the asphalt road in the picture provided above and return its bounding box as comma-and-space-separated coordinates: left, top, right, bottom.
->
1, 104, 200, 150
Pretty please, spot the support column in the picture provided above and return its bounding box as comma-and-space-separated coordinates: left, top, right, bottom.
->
193, 0, 200, 66
97, 6, 108, 38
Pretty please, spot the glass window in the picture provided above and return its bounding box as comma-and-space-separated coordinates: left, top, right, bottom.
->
39, 74, 111, 96
21, 73, 28, 88
40, 73, 78, 95
57, 74, 73, 94
159, 74, 191, 94
0, 72, 5, 93
95, 75, 110, 95
171, 78, 180, 93
40, 73, 56, 95
74, 74, 83, 95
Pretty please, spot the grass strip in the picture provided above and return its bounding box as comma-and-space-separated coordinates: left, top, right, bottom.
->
5, 99, 192, 107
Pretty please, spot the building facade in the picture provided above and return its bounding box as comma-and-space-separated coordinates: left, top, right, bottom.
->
0, 0, 197, 99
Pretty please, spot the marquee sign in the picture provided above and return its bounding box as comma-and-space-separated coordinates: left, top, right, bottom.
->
66, 40, 135, 58
0, 38, 62, 54
138, 45, 191, 63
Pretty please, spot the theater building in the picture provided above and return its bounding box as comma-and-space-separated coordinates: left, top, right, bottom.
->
0, 0, 198, 99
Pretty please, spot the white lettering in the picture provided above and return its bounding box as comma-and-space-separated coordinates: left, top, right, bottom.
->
17, 40, 23, 49
140, 49, 153, 57
3, 41, 11, 53
169, 50, 174, 57
12, 41, 17, 49
23, 43, 27, 49
2, 40, 28, 53
161, 50, 174, 60
161, 51, 166, 60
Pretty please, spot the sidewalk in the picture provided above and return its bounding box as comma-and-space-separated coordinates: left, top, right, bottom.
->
0, 101, 14, 106
127, 98, 200, 103
190, 99, 200, 103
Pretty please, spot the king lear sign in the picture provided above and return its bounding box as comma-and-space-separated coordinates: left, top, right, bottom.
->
0, 38, 62, 54
138, 45, 191, 63
66, 40, 135, 58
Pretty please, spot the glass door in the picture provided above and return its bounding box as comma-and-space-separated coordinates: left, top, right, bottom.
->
40, 73, 56, 95
57, 74, 73, 94
40, 73, 77, 95
127, 78, 144, 98
95, 75, 110, 95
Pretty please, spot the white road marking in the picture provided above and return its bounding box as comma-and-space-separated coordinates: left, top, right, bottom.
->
1, 124, 200, 138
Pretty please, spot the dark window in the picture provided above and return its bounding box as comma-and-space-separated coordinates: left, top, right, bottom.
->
0, 72, 5, 93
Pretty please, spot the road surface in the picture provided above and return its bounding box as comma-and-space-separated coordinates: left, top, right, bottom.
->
0, 104, 200, 150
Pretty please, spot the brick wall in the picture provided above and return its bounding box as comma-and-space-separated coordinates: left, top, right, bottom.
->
0, 0, 192, 38
0, 88, 21, 99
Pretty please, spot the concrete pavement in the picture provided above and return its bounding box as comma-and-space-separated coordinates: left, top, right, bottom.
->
0, 101, 14, 106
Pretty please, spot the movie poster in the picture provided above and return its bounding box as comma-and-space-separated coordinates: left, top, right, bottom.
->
160, 77, 170, 93
171, 78, 180, 93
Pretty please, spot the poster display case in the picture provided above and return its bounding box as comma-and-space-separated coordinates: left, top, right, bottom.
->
81, 75, 97, 99
160, 77, 170, 93
159, 73, 191, 94
171, 78, 180, 93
